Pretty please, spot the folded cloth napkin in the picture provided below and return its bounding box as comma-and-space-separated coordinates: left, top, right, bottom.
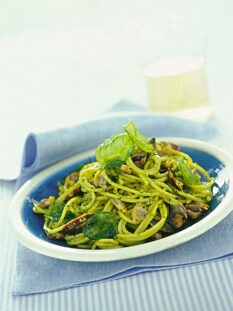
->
12, 101, 233, 295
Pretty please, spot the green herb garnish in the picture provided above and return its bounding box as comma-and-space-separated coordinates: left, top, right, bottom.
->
96, 133, 134, 169
123, 120, 155, 153
178, 159, 202, 185
44, 201, 75, 222
95, 121, 156, 169
82, 211, 118, 240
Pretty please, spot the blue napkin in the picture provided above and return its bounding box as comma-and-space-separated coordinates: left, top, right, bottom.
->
12, 102, 233, 295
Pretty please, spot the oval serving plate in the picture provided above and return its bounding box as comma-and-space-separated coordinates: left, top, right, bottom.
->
8, 138, 233, 262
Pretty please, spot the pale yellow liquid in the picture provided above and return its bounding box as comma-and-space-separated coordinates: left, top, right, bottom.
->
144, 56, 213, 121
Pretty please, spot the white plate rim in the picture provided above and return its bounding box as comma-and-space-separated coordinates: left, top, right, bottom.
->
8, 137, 233, 262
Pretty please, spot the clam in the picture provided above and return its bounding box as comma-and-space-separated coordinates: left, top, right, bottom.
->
39, 196, 55, 209
185, 201, 209, 220
93, 171, 108, 188
131, 152, 148, 167
112, 199, 127, 213
169, 204, 187, 229
132, 203, 147, 221
65, 172, 79, 187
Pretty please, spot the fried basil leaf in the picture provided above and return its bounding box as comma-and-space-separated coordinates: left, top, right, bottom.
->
96, 133, 134, 169
178, 159, 202, 185
44, 201, 75, 222
82, 211, 118, 240
123, 120, 155, 153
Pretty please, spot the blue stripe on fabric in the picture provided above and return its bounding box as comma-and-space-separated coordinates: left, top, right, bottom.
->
200, 263, 220, 310
178, 268, 194, 311
211, 262, 230, 310
50, 291, 55, 311
218, 261, 233, 309
2, 261, 233, 311
94, 282, 101, 311
121, 277, 130, 309
206, 262, 225, 310
125, 277, 137, 311
139, 273, 149, 310
162, 270, 179, 310
182, 268, 200, 311
83, 284, 90, 310
88, 286, 93, 311
137, 273, 152, 311
223, 260, 233, 291
189, 265, 209, 311
115, 280, 124, 311
168, 268, 187, 311
118, 276, 128, 311
24, 295, 29, 311
1, 225, 15, 311
142, 273, 155, 310
79, 286, 86, 311
149, 272, 164, 309
131, 274, 142, 311
99, 283, 107, 311
70, 288, 75, 311
105, 280, 115, 311
197, 264, 218, 310
156, 271, 171, 311
206, 263, 226, 310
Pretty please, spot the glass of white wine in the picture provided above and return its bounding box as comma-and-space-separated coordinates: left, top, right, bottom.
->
144, 55, 213, 121
142, 14, 213, 121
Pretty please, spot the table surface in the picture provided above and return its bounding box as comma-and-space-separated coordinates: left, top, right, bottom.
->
1, 1, 233, 310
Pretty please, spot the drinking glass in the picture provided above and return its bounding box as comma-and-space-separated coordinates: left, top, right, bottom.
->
144, 55, 213, 121
143, 15, 213, 121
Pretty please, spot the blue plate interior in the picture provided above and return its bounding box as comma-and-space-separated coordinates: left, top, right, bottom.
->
21, 148, 230, 247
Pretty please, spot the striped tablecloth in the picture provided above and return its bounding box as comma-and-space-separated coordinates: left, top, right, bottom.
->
1, 180, 233, 311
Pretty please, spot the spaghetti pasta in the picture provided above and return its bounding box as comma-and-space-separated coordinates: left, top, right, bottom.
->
32, 121, 214, 250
